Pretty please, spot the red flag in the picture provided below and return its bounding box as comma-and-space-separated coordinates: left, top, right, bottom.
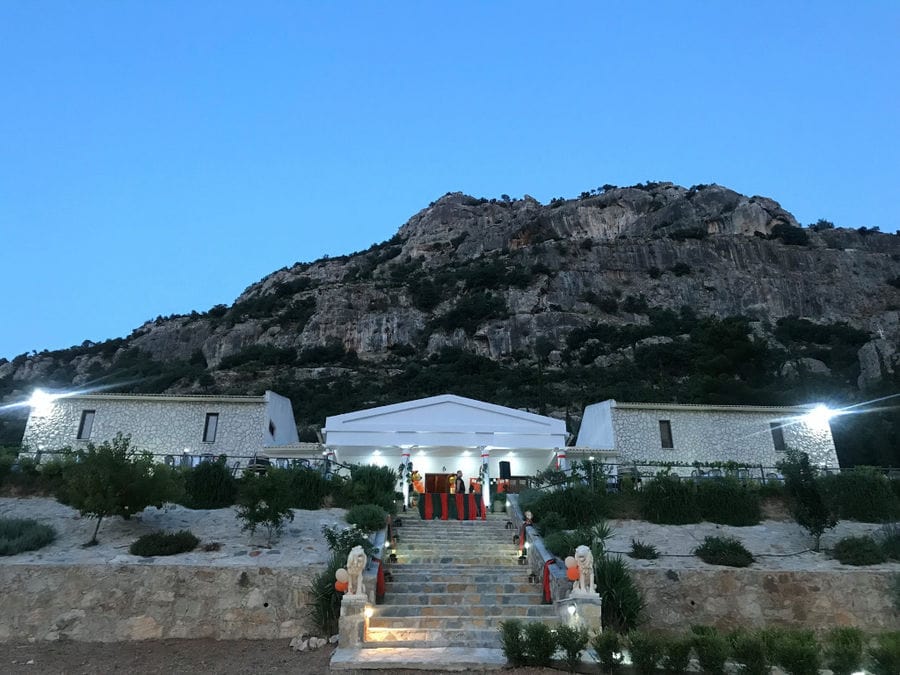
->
440, 493, 449, 520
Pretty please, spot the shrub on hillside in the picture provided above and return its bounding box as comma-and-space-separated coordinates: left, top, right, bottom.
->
640, 473, 700, 524
662, 634, 693, 674
286, 466, 330, 510
819, 468, 900, 522
522, 622, 556, 667
628, 630, 665, 675
591, 630, 623, 672
337, 464, 398, 514
345, 503, 388, 533
528, 485, 606, 528
181, 459, 237, 509
876, 522, 900, 560
236, 469, 295, 546
536, 511, 566, 536
0, 518, 56, 556
596, 555, 645, 633
691, 626, 730, 675
868, 631, 900, 675
780, 451, 836, 551
555, 624, 589, 673
824, 627, 864, 675
697, 477, 761, 526
629, 539, 659, 560
769, 629, 820, 675
129, 529, 199, 557
694, 536, 754, 567
832, 535, 887, 566
730, 630, 769, 675
499, 619, 527, 667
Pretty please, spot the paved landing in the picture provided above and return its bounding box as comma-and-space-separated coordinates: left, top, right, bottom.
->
330, 646, 506, 671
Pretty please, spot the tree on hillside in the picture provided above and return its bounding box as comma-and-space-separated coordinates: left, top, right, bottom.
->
64, 434, 182, 545
779, 450, 837, 551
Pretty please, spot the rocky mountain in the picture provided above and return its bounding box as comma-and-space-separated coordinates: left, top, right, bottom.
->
2, 182, 899, 464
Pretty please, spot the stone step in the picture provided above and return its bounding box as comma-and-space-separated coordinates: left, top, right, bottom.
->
369, 612, 558, 630
382, 582, 537, 595
331, 645, 508, 669
384, 584, 541, 607
374, 602, 553, 617
362, 627, 504, 649
385, 569, 532, 582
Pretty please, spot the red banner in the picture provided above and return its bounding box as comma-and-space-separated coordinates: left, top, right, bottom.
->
439, 493, 449, 520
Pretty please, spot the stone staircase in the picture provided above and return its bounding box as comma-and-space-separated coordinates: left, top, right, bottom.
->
364, 511, 559, 650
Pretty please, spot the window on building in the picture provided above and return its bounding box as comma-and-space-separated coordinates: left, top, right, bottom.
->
659, 420, 673, 448
770, 423, 786, 453
203, 413, 219, 443
268, 420, 276, 437
77, 410, 95, 440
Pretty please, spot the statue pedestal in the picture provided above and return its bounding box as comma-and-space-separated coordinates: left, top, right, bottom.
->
338, 595, 368, 647
556, 595, 602, 631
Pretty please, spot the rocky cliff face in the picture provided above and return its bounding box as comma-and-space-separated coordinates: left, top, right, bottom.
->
2, 182, 899, 456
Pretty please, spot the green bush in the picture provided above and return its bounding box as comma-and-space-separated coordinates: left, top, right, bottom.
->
697, 477, 761, 526
498, 619, 526, 667
770, 629, 820, 675
780, 451, 836, 551
543, 531, 578, 558
868, 631, 900, 675
640, 474, 699, 524
522, 621, 556, 667
537, 511, 567, 536
591, 630, 623, 672
694, 536, 754, 567
286, 466, 330, 510
629, 539, 659, 560
345, 503, 388, 533
832, 535, 887, 566
338, 464, 398, 514
628, 630, 664, 675
0, 518, 56, 556
731, 631, 768, 675
528, 486, 606, 528
824, 627, 864, 675
555, 624, 589, 672
820, 468, 900, 522
308, 553, 344, 635
596, 555, 645, 633
236, 469, 295, 546
181, 459, 237, 509
129, 530, 199, 556
662, 634, 693, 674
691, 626, 730, 675
878, 523, 900, 560
321, 524, 375, 558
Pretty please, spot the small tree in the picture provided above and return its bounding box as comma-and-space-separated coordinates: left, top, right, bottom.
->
779, 451, 836, 551
64, 434, 182, 545
235, 469, 295, 546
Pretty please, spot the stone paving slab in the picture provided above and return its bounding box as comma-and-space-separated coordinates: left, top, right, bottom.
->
330, 646, 507, 671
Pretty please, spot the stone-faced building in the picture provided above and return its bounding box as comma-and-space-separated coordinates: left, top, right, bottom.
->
20, 390, 299, 460
575, 400, 840, 469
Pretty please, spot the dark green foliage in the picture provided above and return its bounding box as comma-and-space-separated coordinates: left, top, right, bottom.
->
696, 477, 761, 526
878, 523, 900, 560
596, 555, 645, 633
824, 627, 864, 675
662, 634, 693, 674
647, 266, 662, 279
591, 630, 623, 672
887, 276, 900, 289
522, 622, 556, 667
670, 262, 692, 276
129, 529, 198, 556
555, 624, 589, 672
543, 531, 577, 558
868, 632, 900, 675
321, 524, 375, 558
769, 629, 820, 675
730, 631, 768, 675
536, 511, 566, 536
832, 535, 887, 565
236, 469, 295, 545
218, 345, 296, 370
308, 553, 344, 635
432, 292, 507, 335
339, 464, 398, 514
286, 467, 330, 510
499, 620, 527, 667
628, 630, 664, 675
694, 536, 754, 567
296, 340, 354, 365
64, 435, 183, 544
640, 474, 699, 524
527, 486, 606, 528
691, 626, 730, 675
780, 451, 837, 550
0, 518, 56, 556
819, 468, 900, 522
628, 539, 659, 559
181, 459, 237, 509
770, 223, 810, 246
622, 294, 649, 313
345, 503, 388, 533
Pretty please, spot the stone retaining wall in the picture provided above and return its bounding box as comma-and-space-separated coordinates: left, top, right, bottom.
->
0, 564, 318, 642
633, 567, 898, 633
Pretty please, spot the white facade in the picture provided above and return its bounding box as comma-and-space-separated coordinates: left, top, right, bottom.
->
315, 394, 568, 479
21, 391, 299, 459
576, 400, 840, 468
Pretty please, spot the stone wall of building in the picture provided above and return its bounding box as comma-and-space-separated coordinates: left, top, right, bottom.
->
612, 408, 838, 468
0, 564, 317, 642
633, 567, 897, 633
22, 397, 268, 458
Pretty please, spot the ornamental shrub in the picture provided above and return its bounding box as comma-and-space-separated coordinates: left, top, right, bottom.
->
338, 464, 398, 514
819, 467, 900, 522
628, 630, 664, 675
0, 518, 56, 556
543, 531, 577, 558
345, 503, 388, 533
877, 522, 900, 560
640, 473, 699, 524
832, 535, 887, 566
235, 469, 295, 546
129, 529, 198, 557
694, 536, 754, 567
591, 629, 623, 672
528, 485, 606, 528
662, 634, 693, 674
691, 626, 730, 675
770, 629, 820, 675
824, 627, 864, 675
181, 458, 237, 509
537, 511, 567, 536
779, 451, 836, 551
286, 466, 330, 510
498, 619, 526, 667
596, 555, 645, 633
730, 630, 769, 675
522, 621, 556, 667
697, 477, 761, 526
868, 631, 900, 675
554, 624, 589, 673
628, 539, 659, 560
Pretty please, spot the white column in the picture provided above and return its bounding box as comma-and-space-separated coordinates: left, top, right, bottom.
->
556, 447, 569, 473
480, 445, 491, 509
400, 446, 411, 507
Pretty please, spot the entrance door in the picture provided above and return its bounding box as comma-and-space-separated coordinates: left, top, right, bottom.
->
425, 473, 453, 493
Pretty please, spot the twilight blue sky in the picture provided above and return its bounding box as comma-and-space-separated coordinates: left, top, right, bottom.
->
1, 2, 898, 361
